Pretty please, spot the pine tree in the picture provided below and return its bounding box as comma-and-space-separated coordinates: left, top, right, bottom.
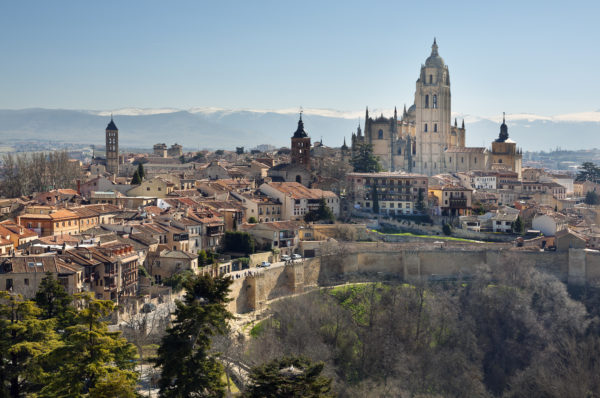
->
137, 162, 145, 180
372, 183, 379, 214
416, 188, 426, 213
131, 170, 142, 185
513, 216, 524, 234
0, 291, 61, 397
34, 272, 74, 328
154, 274, 233, 397
243, 356, 335, 398
350, 143, 382, 173
39, 293, 137, 397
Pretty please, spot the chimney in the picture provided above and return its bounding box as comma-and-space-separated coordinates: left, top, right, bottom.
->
76, 179, 81, 195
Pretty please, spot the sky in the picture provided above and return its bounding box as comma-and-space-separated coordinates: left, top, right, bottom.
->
1, 0, 599, 118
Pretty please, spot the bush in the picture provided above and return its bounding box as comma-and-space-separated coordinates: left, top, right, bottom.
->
224, 231, 255, 255
442, 223, 452, 236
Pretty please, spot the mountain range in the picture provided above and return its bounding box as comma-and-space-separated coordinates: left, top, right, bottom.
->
0, 107, 599, 152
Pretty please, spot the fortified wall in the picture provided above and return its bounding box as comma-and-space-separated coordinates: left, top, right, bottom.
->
227, 244, 600, 314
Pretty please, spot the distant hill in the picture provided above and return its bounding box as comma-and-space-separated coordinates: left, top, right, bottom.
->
0, 108, 598, 151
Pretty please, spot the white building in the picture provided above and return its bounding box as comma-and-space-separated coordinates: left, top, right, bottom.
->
259, 182, 339, 221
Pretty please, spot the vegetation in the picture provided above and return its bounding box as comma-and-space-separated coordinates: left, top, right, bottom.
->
512, 215, 524, 234
245, 263, 600, 397
248, 216, 258, 224
137, 162, 145, 180
244, 356, 335, 398
585, 190, 600, 205
575, 161, 600, 182
304, 198, 335, 223
350, 143, 382, 173
224, 231, 255, 255
163, 269, 196, 292
0, 151, 80, 197
371, 183, 379, 214
215, 149, 225, 156
131, 169, 142, 185
154, 274, 233, 397
0, 276, 138, 397
442, 222, 452, 236
415, 188, 426, 213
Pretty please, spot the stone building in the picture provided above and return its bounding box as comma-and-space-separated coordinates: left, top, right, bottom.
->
489, 113, 523, 178
353, 39, 522, 179
105, 117, 119, 175
346, 172, 428, 215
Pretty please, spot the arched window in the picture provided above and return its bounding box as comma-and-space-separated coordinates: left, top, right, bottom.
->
397, 147, 401, 155
433, 94, 438, 109
424, 124, 428, 132
434, 124, 437, 132
429, 74, 433, 84
424, 162, 427, 169
378, 129, 384, 139
425, 95, 429, 108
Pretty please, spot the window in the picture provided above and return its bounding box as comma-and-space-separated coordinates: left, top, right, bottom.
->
499, 159, 503, 164
461, 157, 464, 163
425, 95, 429, 108
378, 129, 384, 139
24, 278, 29, 286
424, 124, 428, 132
433, 95, 438, 109
429, 74, 433, 84
434, 124, 437, 132
474, 157, 477, 164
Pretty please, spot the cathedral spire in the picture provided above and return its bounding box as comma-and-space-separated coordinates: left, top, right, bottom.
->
498, 112, 509, 142
454, 118, 457, 127
461, 119, 465, 129
431, 37, 438, 56
365, 106, 369, 121
394, 106, 397, 119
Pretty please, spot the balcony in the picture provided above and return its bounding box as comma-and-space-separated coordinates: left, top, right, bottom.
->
447, 198, 468, 209
206, 226, 223, 237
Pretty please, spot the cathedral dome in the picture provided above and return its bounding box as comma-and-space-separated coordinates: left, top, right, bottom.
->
425, 38, 445, 68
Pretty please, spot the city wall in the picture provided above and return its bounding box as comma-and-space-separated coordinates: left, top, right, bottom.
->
227, 244, 600, 314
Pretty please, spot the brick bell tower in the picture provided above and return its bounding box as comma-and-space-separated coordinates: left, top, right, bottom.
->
105, 115, 119, 175
290, 111, 311, 169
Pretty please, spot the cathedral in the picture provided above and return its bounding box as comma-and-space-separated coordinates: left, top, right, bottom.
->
352, 39, 521, 177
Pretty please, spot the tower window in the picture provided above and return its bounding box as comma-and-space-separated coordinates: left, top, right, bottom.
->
429, 74, 433, 84
425, 95, 429, 108
433, 95, 438, 109
424, 124, 428, 132
378, 129, 384, 139
434, 124, 437, 132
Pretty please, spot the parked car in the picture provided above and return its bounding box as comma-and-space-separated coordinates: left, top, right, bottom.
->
281, 255, 291, 262
292, 254, 302, 260
260, 261, 271, 267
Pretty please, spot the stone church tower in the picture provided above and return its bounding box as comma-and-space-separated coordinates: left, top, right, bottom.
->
291, 113, 311, 169
105, 116, 119, 175
414, 38, 453, 175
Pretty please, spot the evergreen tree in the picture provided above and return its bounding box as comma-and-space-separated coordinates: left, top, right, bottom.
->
512, 216, 524, 234
131, 170, 142, 185
198, 249, 209, 266
248, 216, 258, 224
372, 183, 379, 214
576, 162, 600, 182
0, 291, 61, 397
350, 143, 382, 173
585, 190, 600, 205
243, 356, 335, 398
39, 293, 137, 397
154, 274, 233, 397
416, 188, 426, 213
304, 198, 335, 223
34, 272, 74, 327
224, 231, 255, 255
137, 162, 145, 180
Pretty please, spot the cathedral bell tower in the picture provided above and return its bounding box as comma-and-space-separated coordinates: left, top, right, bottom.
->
414, 38, 452, 175
105, 116, 119, 175
290, 112, 311, 169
